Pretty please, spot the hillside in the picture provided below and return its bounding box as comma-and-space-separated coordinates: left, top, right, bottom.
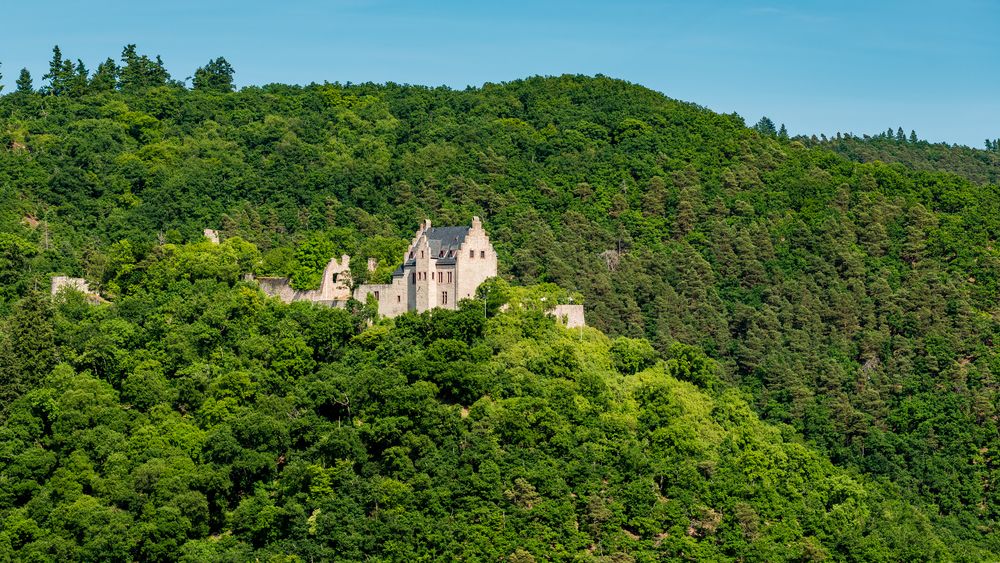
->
2, 46, 1000, 558
0, 245, 970, 559
802, 133, 1000, 186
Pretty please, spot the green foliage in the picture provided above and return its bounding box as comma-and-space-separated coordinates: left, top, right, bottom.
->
1, 54, 999, 558
609, 336, 658, 374
0, 254, 968, 559
192, 57, 235, 93
289, 237, 335, 290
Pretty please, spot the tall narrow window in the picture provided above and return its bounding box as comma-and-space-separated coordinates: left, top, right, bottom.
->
421, 251, 425, 259
397, 295, 401, 303
438, 272, 443, 283
480, 250, 485, 258
469, 249, 474, 258
447, 272, 452, 283
374, 291, 380, 300
442, 291, 448, 305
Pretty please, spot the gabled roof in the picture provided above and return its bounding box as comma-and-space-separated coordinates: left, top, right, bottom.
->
424, 226, 469, 257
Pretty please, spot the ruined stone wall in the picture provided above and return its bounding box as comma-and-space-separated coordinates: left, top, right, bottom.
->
549, 304, 586, 328
51, 276, 92, 296
51, 276, 105, 303
254, 255, 352, 305
354, 272, 409, 318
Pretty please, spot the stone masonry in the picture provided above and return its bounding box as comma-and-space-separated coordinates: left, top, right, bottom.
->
353, 217, 498, 318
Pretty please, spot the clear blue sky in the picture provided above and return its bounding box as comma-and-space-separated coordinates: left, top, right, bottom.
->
2, 0, 998, 147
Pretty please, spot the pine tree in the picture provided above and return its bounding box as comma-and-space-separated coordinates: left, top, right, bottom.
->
896, 127, 905, 142
67, 59, 89, 97
193, 57, 235, 92
778, 123, 788, 139
119, 44, 170, 92
15, 68, 32, 93
753, 116, 777, 136
910, 130, 918, 143
91, 58, 119, 91
42, 45, 75, 95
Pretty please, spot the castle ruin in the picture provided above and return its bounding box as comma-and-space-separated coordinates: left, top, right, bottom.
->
251, 217, 584, 326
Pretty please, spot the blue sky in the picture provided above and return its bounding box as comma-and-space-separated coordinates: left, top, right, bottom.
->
2, 0, 997, 147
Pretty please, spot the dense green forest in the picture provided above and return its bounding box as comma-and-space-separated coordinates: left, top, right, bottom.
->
2, 45, 1000, 560
802, 129, 1000, 186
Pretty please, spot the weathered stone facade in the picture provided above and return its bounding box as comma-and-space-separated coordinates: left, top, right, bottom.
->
549, 304, 586, 328
252, 255, 353, 306
51, 276, 105, 303
354, 217, 498, 317
249, 218, 584, 325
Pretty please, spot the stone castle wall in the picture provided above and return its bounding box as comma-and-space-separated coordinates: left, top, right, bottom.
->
254, 255, 353, 305
549, 304, 586, 328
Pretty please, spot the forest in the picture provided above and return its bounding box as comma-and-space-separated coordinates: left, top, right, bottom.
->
1, 45, 1000, 560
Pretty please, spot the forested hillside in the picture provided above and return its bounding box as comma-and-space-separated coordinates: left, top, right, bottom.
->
801, 130, 1000, 186
2, 46, 1000, 559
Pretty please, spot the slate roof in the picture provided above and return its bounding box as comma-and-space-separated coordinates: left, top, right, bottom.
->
425, 226, 470, 257
389, 225, 470, 276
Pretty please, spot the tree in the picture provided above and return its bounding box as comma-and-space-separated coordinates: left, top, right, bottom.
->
778, 123, 789, 139
753, 116, 777, 136
42, 45, 75, 95
15, 68, 33, 93
910, 130, 918, 143
192, 57, 235, 93
896, 127, 906, 142
119, 44, 170, 91
90, 58, 119, 91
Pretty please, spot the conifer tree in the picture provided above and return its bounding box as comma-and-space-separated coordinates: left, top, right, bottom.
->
193, 56, 235, 92
119, 44, 170, 92
896, 127, 905, 142
778, 123, 788, 139
42, 45, 76, 95
753, 116, 777, 136
91, 58, 119, 91
16, 68, 33, 93
910, 130, 918, 143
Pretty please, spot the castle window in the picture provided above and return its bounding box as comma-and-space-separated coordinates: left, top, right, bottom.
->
438, 272, 443, 283
447, 250, 453, 257
442, 291, 448, 305
439, 250, 445, 257
409, 252, 414, 259
447, 272, 452, 283
374, 291, 380, 300
469, 249, 474, 258
397, 295, 401, 303
421, 251, 425, 259
480, 250, 485, 258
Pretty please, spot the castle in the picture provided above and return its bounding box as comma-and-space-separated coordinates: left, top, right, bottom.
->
352, 217, 498, 317
252, 217, 498, 318
54, 217, 584, 328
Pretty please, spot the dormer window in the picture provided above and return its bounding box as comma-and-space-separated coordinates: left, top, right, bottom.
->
447, 250, 453, 257
439, 250, 445, 257
409, 252, 414, 260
